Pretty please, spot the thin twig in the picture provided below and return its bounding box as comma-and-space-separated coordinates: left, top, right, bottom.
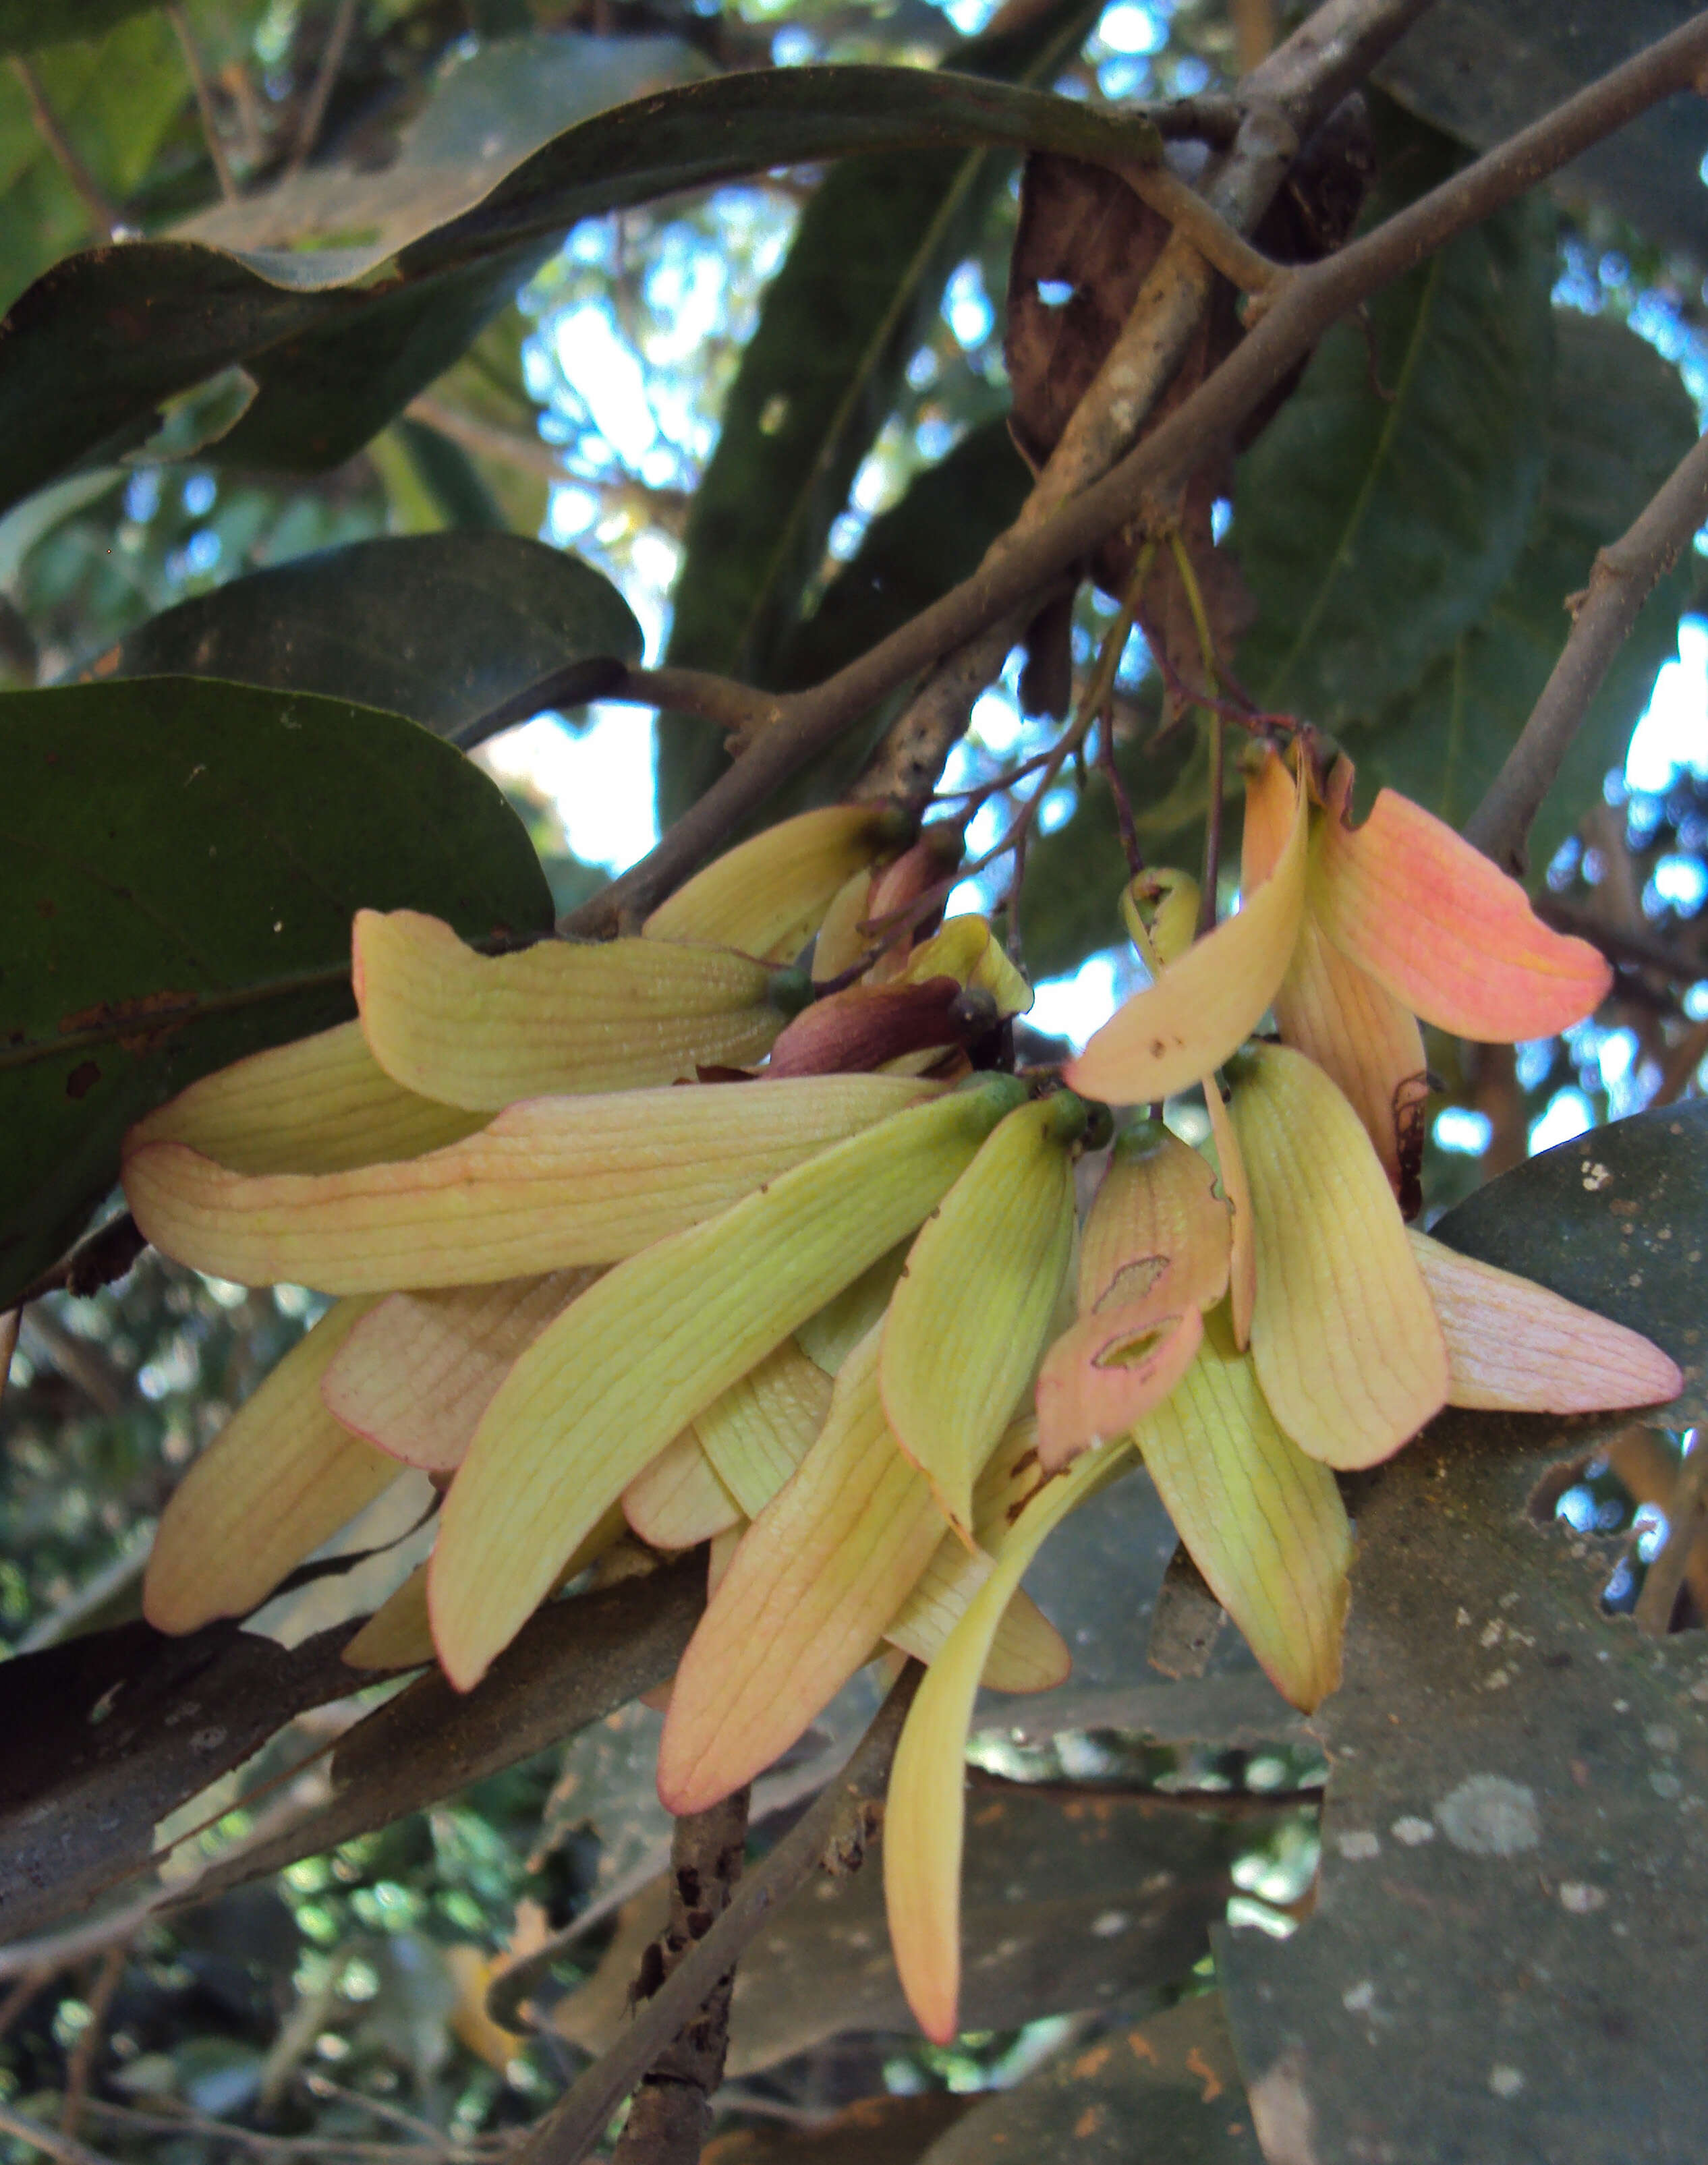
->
0, 1969, 45, 2044
16, 1310, 127, 1419
286, 0, 360, 178
1634, 1441, 1708, 1636
1122, 159, 1290, 291
301, 2076, 497, 2155
516, 1666, 921, 2165
1654, 1016, 1708, 1106
9, 57, 121, 241
1535, 898, 1707, 982
60, 1944, 126, 2140
1467, 426, 1708, 873
0, 2100, 119, 2165
1164, 527, 1226, 934
82, 2099, 507, 2164
562, 7, 1708, 937
167, 5, 238, 201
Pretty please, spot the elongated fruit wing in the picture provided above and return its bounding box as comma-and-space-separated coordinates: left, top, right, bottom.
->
145, 1297, 393, 1634
880, 1094, 1081, 1533
355, 908, 785, 1109
884, 1443, 1118, 2042
430, 1078, 1025, 1688
1135, 1308, 1351, 1712
1066, 759, 1307, 1104
1410, 1230, 1682, 1412
1228, 1043, 1447, 1468
125, 1074, 936, 1291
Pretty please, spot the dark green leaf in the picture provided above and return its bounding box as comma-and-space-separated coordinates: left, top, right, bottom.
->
1232, 103, 1557, 722
0, 0, 159, 52
1220, 1107, 1708, 2158
0, 60, 1157, 521
91, 533, 642, 740
386, 415, 509, 533
558, 1777, 1265, 2074
1348, 314, 1698, 865
0, 11, 187, 311
0, 677, 552, 1305
656, 0, 1105, 824
1377, 0, 1708, 266
923, 1992, 1259, 2162
775, 417, 1033, 693
744, 417, 1036, 820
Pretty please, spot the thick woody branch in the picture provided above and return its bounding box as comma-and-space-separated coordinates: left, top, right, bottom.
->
516, 1666, 921, 2165
563, 7, 1708, 935
1466, 426, 1708, 873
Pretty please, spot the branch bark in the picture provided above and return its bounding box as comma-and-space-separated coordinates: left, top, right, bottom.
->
515, 1665, 921, 2165
610, 1789, 751, 2165
563, 5, 1708, 935
1465, 425, 1708, 873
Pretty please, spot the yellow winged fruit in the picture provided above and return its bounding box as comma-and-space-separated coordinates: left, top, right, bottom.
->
121, 766, 1683, 2067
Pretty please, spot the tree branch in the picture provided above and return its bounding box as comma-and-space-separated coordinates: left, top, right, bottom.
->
9, 58, 121, 242
167, 5, 239, 202
515, 1665, 921, 2165
610, 1788, 751, 2165
564, 5, 1708, 935
286, 0, 359, 178
1466, 426, 1708, 873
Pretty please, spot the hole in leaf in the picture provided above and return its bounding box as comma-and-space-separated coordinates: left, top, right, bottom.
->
1531, 1429, 1703, 1632
1035, 279, 1075, 307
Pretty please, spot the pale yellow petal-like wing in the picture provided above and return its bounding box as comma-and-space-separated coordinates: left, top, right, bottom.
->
886, 1416, 1069, 1690
342, 1499, 631, 1671
430, 1078, 1025, 1689
1065, 763, 1307, 1104
898, 917, 1033, 1017
355, 909, 787, 1109
1034, 1302, 1202, 1472
880, 1094, 1081, 1533
1228, 1043, 1448, 1468
1119, 868, 1199, 971
1276, 917, 1429, 1211
794, 1242, 910, 1376
322, 1270, 596, 1471
623, 1431, 743, 1547
1076, 1120, 1229, 1315
1242, 747, 1428, 1205
1309, 776, 1611, 1040
144, 1297, 393, 1635
1135, 1310, 1351, 1712
884, 1443, 1118, 2042
1410, 1230, 1683, 1412
887, 1562, 1067, 1692
813, 865, 879, 985
126, 1073, 936, 1291
643, 804, 906, 960
1202, 1081, 1256, 1352
691, 1340, 832, 1516
125, 1020, 481, 1175
656, 1325, 944, 1812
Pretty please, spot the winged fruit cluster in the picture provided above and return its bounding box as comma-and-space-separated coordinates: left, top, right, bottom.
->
127, 768, 1678, 2044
